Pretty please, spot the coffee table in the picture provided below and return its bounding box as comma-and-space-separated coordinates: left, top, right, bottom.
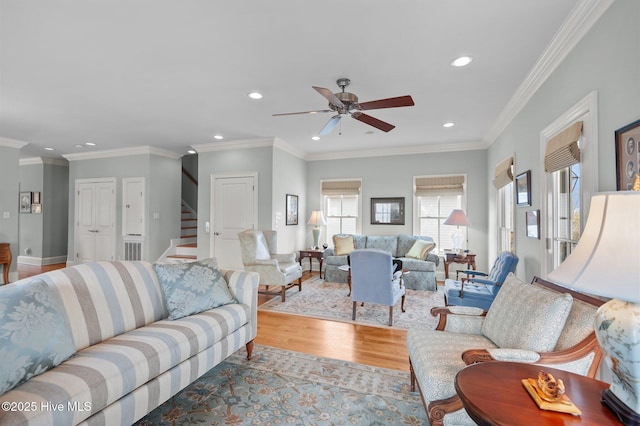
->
455, 361, 621, 425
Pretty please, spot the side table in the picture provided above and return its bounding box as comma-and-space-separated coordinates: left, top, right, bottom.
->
299, 249, 325, 278
455, 361, 621, 425
443, 252, 476, 279
0, 242, 11, 284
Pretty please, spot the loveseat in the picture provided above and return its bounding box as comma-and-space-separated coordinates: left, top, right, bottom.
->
323, 234, 439, 291
0, 259, 259, 425
407, 274, 603, 425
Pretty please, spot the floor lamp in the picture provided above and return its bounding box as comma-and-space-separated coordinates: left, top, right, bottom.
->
548, 191, 640, 425
307, 210, 326, 249
443, 209, 471, 253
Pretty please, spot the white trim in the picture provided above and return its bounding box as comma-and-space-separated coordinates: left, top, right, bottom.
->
64, 145, 182, 161
485, 0, 614, 144
194, 138, 275, 153
0, 137, 28, 149
17, 255, 67, 266
19, 157, 69, 166
539, 91, 598, 277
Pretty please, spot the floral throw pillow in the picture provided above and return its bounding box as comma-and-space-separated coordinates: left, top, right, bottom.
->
0, 279, 75, 394
154, 258, 238, 320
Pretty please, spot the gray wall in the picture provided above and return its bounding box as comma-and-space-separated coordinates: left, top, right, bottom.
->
0, 146, 20, 281
68, 152, 181, 263
273, 147, 307, 254
43, 163, 69, 259
487, 0, 640, 281
307, 149, 489, 271
19, 163, 44, 258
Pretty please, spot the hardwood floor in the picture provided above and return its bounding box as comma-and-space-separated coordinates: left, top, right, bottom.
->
16, 265, 411, 372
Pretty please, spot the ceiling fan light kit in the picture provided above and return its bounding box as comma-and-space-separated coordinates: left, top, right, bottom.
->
273, 78, 414, 136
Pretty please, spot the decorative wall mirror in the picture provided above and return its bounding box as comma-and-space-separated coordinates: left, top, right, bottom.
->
371, 197, 405, 225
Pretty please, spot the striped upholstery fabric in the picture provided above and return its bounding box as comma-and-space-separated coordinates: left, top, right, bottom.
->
0, 262, 259, 426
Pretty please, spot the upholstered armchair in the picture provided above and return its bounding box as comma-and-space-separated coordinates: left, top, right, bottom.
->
237, 229, 302, 302
349, 249, 405, 326
407, 274, 603, 426
443, 251, 519, 310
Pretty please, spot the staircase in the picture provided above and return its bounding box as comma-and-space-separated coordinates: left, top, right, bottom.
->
157, 201, 198, 264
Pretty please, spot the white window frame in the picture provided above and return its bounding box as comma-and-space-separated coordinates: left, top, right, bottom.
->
540, 91, 598, 276
497, 181, 514, 253
321, 179, 362, 246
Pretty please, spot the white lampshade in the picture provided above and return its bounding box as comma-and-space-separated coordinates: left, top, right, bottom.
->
547, 191, 640, 423
443, 209, 471, 227
307, 210, 327, 226
547, 192, 640, 303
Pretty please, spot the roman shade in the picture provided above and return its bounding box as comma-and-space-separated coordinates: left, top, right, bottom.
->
321, 180, 361, 195
545, 121, 583, 173
493, 157, 514, 189
415, 175, 465, 196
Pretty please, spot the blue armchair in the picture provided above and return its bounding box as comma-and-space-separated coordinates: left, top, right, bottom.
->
444, 251, 519, 310
349, 249, 406, 326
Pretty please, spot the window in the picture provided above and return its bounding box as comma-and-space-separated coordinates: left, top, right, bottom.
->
321, 180, 361, 246
493, 156, 514, 253
497, 182, 514, 252
552, 163, 581, 267
414, 175, 466, 251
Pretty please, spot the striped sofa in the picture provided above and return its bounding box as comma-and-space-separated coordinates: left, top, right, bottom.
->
0, 260, 259, 425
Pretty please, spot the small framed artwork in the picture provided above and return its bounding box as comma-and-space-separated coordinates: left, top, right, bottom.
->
32, 192, 41, 204
371, 197, 405, 225
526, 210, 540, 239
285, 194, 298, 225
31, 204, 42, 214
515, 170, 531, 206
19, 192, 32, 213
614, 119, 640, 190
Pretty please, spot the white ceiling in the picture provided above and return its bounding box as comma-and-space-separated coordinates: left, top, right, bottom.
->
0, 0, 583, 160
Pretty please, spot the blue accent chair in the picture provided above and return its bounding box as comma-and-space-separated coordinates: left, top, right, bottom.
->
349, 249, 406, 326
444, 251, 519, 310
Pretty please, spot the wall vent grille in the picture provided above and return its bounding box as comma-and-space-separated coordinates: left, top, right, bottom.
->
124, 240, 143, 261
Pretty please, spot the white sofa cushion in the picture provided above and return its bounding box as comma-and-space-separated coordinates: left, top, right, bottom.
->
481, 274, 573, 352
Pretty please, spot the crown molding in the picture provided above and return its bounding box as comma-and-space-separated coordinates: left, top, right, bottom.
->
305, 139, 488, 161
19, 157, 69, 166
193, 137, 276, 153
63, 145, 182, 161
484, 0, 614, 145
0, 137, 29, 149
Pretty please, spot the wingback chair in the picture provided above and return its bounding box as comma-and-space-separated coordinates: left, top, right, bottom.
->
238, 229, 302, 302
444, 251, 518, 310
349, 249, 405, 326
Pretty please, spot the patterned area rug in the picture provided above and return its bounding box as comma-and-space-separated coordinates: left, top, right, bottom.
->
259, 275, 445, 330
135, 345, 427, 425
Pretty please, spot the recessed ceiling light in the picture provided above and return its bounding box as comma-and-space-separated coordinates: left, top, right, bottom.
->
247, 92, 263, 100
214, 134, 224, 140
187, 149, 196, 154
74, 144, 84, 148
44, 147, 55, 151
85, 142, 96, 146
442, 122, 455, 128
311, 136, 320, 141
450, 56, 473, 67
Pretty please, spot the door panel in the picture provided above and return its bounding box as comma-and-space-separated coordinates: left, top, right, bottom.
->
75, 179, 116, 264
213, 176, 255, 269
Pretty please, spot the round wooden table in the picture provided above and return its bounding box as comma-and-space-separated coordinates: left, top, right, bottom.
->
455, 362, 621, 425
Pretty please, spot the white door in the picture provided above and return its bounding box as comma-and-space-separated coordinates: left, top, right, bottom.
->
123, 177, 144, 236
211, 174, 256, 269
76, 179, 116, 264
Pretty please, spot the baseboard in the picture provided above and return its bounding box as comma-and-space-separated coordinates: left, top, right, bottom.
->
17, 255, 68, 266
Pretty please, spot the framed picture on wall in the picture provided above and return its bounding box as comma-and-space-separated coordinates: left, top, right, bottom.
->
286, 194, 298, 225
19, 192, 32, 213
615, 119, 640, 190
526, 210, 540, 239
370, 197, 405, 225
515, 171, 531, 206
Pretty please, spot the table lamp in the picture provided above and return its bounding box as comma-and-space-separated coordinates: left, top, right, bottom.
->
443, 209, 471, 253
547, 191, 640, 425
307, 210, 327, 249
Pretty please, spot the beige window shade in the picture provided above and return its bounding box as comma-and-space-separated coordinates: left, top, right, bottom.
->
545, 121, 583, 173
493, 157, 514, 189
321, 180, 361, 195
415, 175, 465, 196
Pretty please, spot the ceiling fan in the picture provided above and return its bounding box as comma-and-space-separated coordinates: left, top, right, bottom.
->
273, 78, 414, 136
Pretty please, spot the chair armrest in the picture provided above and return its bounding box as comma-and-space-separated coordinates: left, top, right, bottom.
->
426, 252, 439, 266
323, 248, 335, 257
222, 269, 260, 340
430, 306, 486, 332
468, 277, 494, 286
462, 348, 541, 365
461, 270, 488, 277
254, 258, 279, 266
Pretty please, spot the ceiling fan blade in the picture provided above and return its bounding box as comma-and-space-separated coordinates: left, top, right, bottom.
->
351, 111, 395, 132
313, 86, 345, 108
272, 109, 332, 116
357, 95, 414, 111
318, 115, 341, 136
